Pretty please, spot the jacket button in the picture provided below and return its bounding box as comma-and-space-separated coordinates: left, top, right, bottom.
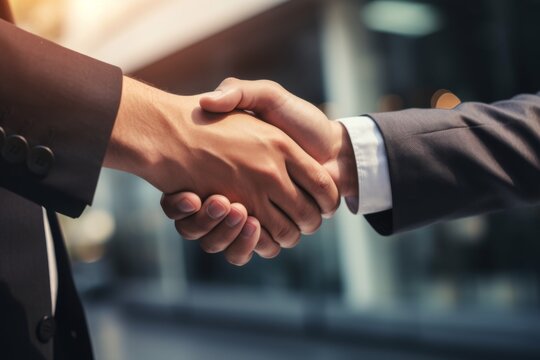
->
36, 315, 56, 343
0, 127, 5, 149
2, 134, 28, 164
28, 145, 55, 177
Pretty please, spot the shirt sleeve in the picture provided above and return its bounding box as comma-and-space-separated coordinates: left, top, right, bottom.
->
338, 116, 393, 215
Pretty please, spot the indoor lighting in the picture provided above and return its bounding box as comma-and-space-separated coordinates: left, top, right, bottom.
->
361, 0, 442, 37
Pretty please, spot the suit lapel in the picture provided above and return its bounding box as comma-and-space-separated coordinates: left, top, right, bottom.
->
0, 189, 53, 359
47, 211, 94, 360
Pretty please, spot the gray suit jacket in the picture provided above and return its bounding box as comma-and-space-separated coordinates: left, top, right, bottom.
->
365, 92, 540, 235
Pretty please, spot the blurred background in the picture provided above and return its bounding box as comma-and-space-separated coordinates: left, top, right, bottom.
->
10, 0, 540, 359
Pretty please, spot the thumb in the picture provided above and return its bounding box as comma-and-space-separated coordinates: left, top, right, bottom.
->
200, 87, 242, 113
199, 78, 287, 115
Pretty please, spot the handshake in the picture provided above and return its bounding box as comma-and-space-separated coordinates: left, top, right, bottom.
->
105, 77, 359, 266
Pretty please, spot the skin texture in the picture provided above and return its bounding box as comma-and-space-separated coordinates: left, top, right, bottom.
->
161, 78, 359, 265
104, 77, 340, 265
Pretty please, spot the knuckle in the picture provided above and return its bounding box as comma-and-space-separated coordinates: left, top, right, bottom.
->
261, 164, 283, 182
260, 79, 283, 92
221, 77, 239, 87
267, 132, 287, 149
258, 80, 288, 109
268, 135, 292, 156
314, 170, 334, 194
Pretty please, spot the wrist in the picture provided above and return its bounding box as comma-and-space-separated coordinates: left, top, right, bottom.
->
104, 77, 185, 182
104, 77, 154, 176
325, 122, 359, 199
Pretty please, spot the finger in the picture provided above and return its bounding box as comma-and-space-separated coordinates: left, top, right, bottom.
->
225, 216, 261, 266
285, 144, 340, 217
260, 202, 301, 249
200, 87, 243, 113
200, 78, 288, 115
254, 227, 281, 259
174, 195, 231, 240
161, 192, 202, 220
199, 203, 248, 254
269, 178, 322, 235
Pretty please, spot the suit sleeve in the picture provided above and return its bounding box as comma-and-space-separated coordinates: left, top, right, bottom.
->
364, 92, 540, 235
0, 19, 123, 218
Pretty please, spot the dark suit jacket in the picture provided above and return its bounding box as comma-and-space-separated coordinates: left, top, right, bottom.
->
365, 92, 540, 236
0, 2, 122, 359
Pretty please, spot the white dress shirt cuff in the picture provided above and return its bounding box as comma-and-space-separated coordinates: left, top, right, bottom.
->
338, 116, 393, 215
43, 208, 58, 314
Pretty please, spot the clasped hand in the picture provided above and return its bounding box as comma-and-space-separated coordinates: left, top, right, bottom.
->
157, 79, 358, 265
106, 77, 357, 266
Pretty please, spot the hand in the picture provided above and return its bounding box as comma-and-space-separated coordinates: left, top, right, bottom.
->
199, 79, 358, 195
160, 192, 273, 264
162, 78, 359, 264
104, 77, 340, 265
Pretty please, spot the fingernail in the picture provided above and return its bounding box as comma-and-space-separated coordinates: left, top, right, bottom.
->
207, 201, 227, 219
240, 222, 257, 238
226, 209, 243, 227
178, 199, 196, 213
